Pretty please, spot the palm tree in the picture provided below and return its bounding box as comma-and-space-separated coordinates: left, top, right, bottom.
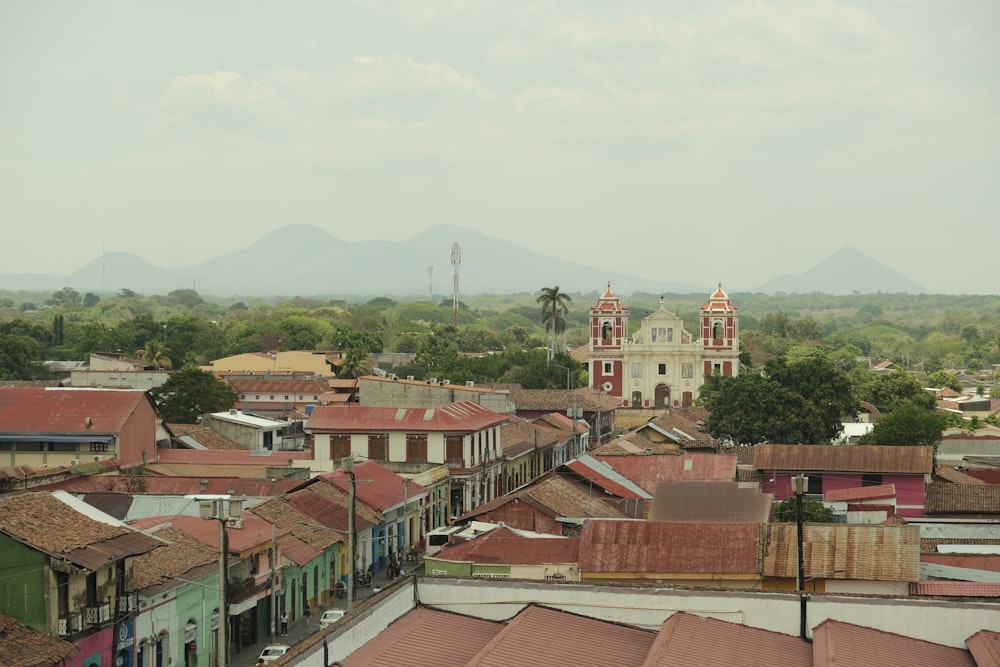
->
339, 348, 373, 378
139, 340, 173, 370
537, 285, 572, 360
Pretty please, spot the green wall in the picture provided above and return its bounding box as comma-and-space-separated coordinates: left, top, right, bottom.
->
0, 533, 47, 632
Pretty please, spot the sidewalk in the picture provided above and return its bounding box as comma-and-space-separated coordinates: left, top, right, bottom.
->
233, 560, 423, 666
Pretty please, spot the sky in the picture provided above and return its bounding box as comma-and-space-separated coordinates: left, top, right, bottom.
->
1, 1, 998, 294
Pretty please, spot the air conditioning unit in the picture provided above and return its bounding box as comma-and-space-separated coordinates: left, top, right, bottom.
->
389, 374, 398, 381
466, 381, 475, 387
69, 459, 80, 466
406, 376, 414, 381
227, 517, 244, 529
93, 455, 102, 461
441, 379, 449, 386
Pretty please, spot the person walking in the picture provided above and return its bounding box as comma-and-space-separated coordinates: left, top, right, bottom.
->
304, 604, 312, 626
280, 612, 288, 636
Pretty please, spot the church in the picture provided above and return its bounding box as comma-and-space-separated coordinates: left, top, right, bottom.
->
587, 284, 740, 408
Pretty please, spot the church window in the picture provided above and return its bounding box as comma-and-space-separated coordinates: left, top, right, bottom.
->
712, 321, 724, 340
667, 327, 673, 342
602, 321, 613, 340
658, 363, 667, 375
603, 362, 613, 375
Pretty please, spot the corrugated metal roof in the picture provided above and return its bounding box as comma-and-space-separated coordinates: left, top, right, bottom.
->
763, 524, 920, 582
131, 513, 287, 556
565, 455, 652, 500
279, 536, 320, 566
966, 629, 1000, 667
64, 531, 165, 571
155, 449, 312, 465
40, 476, 304, 496
753, 444, 934, 474
226, 378, 330, 394
430, 526, 579, 566
935, 466, 986, 485
321, 461, 426, 511
306, 400, 506, 433
648, 482, 773, 523
0, 387, 150, 435
597, 454, 737, 495
344, 606, 503, 667
579, 520, 761, 574
465, 604, 655, 667
460, 475, 627, 523
812, 619, 975, 667
643, 611, 811, 666
824, 484, 897, 503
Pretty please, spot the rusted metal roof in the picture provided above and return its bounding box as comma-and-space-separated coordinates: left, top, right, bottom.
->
934, 466, 986, 484
285, 483, 380, 532
131, 513, 288, 556
459, 475, 627, 523
966, 629, 1000, 666
0, 612, 78, 667
40, 476, 304, 496
812, 619, 976, 667
579, 520, 761, 574
824, 484, 897, 503
306, 400, 507, 433
564, 455, 651, 500
753, 444, 934, 474
279, 536, 321, 566
431, 526, 579, 566
155, 449, 312, 465
465, 604, 655, 667
644, 611, 811, 666
321, 460, 426, 511
0, 387, 151, 435
763, 523, 920, 582
345, 606, 503, 666
597, 454, 736, 495
648, 482, 772, 523
926, 483, 1000, 514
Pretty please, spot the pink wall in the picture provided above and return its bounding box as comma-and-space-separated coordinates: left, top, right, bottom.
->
766, 473, 926, 517
68, 626, 113, 667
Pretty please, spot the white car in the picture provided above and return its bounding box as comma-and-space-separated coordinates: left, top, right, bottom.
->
319, 609, 346, 627
258, 644, 291, 662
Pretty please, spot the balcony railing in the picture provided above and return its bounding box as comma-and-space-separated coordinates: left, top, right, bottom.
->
57, 614, 83, 636
86, 603, 111, 625
117, 593, 138, 614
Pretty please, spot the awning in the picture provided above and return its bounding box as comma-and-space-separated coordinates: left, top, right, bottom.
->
0, 434, 115, 443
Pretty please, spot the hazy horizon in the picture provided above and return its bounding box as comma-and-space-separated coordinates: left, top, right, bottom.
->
2, 2, 998, 294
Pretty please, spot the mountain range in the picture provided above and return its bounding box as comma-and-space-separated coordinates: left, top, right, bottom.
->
0, 225, 926, 298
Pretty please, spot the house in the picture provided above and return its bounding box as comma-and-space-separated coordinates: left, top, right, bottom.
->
812, 619, 978, 667
0, 492, 163, 667
142, 447, 313, 479
456, 474, 628, 536
925, 483, 1000, 518
0, 613, 78, 667
425, 525, 580, 582
587, 285, 740, 409
559, 453, 651, 518
578, 519, 763, 589
357, 375, 515, 414
164, 422, 245, 450
222, 376, 331, 419
531, 411, 590, 459
203, 350, 343, 377
938, 429, 1000, 469
306, 401, 508, 518
200, 409, 302, 451
509, 386, 619, 448
320, 461, 428, 570
69, 353, 171, 391
0, 387, 160, 469
594, 453, 737, 497
499, 416, 567, 494
754, 444, 934, 517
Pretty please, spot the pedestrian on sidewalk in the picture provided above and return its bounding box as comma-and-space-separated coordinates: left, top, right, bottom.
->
304, 604, 312, 626
280, 612, 288, 636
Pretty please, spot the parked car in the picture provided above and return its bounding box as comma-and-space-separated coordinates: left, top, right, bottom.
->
258, 644, 291, 662
319, 609, 346, 626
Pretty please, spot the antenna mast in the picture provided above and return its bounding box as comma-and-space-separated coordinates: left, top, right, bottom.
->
451, 242, 461, 327
428, 266, 433, 302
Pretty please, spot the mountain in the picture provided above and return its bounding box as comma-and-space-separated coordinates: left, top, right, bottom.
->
753, 246, 928, 295
0, 224, 702, 298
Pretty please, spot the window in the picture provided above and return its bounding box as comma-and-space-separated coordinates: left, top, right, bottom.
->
713, 363, 722, 375
446, 435, 464, 466
331, 435, 351, 461
89, 442, 109, 452
240, 394, 246, 400
255, 395, 260, 400
263, 432, 274, 450
284, 395, 289, 400
658, 363, 667, 375
269, 395, 275, 400
406, 434, 428, 462
862, 473, 883, 487
603, 362, 612, 375
601, 321, 612, 340
368, 434, 388, 461
681, 363, 694, 378
713, 321, 724, 340
666, 327, 673, 342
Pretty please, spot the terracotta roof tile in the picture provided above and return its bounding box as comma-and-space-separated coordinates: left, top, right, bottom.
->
249, 497, 344, 550
500, 419, 560, 454
926, 483, 1000, 514
0, 613, 78, 667
910, 581, 1000, 598
812, 619, 975, 667
934, 466, 986, 484
0, 492, 128, 554
132, 524, 221, 591
306, 401, 507, 433
644, 611, 811, 667
168, 423, 245, 450
966, 629, 1000, 667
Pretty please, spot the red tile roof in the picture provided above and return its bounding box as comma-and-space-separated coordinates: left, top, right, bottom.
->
597, 454, 736, 494
579, 520, 761, 575
0, 613, 78, 667
909, 581, 1000, 598
131, 513, 287, 556
132, 524, 221, 590
934, 466, 985, 485
0, 387, 150, 434
319, 460, 426, 512
284, 484, 380, 533
926, 483, 1000, 514
431, 526, 580, 565
812, 619, 975, 667
37, 475, 304, 496
167, 423, 245, 450
344, 606, 503, 666
644, 611, 811, 666
306, 401, 507, 433
465, 604, 655, 667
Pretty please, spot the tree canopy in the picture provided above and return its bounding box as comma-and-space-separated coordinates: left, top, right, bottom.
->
774, 497, 836, 523
150, 365, 236, 423
858, 401, 946, 446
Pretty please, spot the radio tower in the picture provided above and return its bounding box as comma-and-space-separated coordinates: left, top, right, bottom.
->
427, 266, 433, 302
451, 242, 461, 327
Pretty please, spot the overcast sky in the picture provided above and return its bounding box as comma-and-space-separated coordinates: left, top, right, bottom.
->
2, 1, 998, 294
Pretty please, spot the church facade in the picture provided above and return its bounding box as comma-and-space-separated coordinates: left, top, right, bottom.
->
587, 284, 740, 408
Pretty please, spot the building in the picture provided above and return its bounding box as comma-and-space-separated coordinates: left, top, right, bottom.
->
587, 284, 740, 408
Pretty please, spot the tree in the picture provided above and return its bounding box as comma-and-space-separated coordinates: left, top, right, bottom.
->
338, 348, 373, 378
47, 287, 81, 307
139, 340, 173, 370
858, 401, 946, 446
926, 370, 961, 392
82, 292, 101, 308
855, 370, 935, 412
150, 365, 236, 423
537, 286, 571, 359
774, 497, 835, 523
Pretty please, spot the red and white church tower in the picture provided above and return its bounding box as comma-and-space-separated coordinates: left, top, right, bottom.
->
700, 283, 740, 379
588, 283, 629, 398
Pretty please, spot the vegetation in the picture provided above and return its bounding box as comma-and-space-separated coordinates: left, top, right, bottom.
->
774, 497, 836, 523
149, 365, 237, 423
537, 285, 572, 359
858, 401, 947, 446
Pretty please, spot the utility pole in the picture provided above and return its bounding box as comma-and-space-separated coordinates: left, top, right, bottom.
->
343, 457, 356, 610
197, 495, 242, 667
269, 524, 277, 642
793, 474, 810, 642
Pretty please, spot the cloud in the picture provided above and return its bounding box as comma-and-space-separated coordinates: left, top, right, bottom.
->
160, 69, 294, 124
